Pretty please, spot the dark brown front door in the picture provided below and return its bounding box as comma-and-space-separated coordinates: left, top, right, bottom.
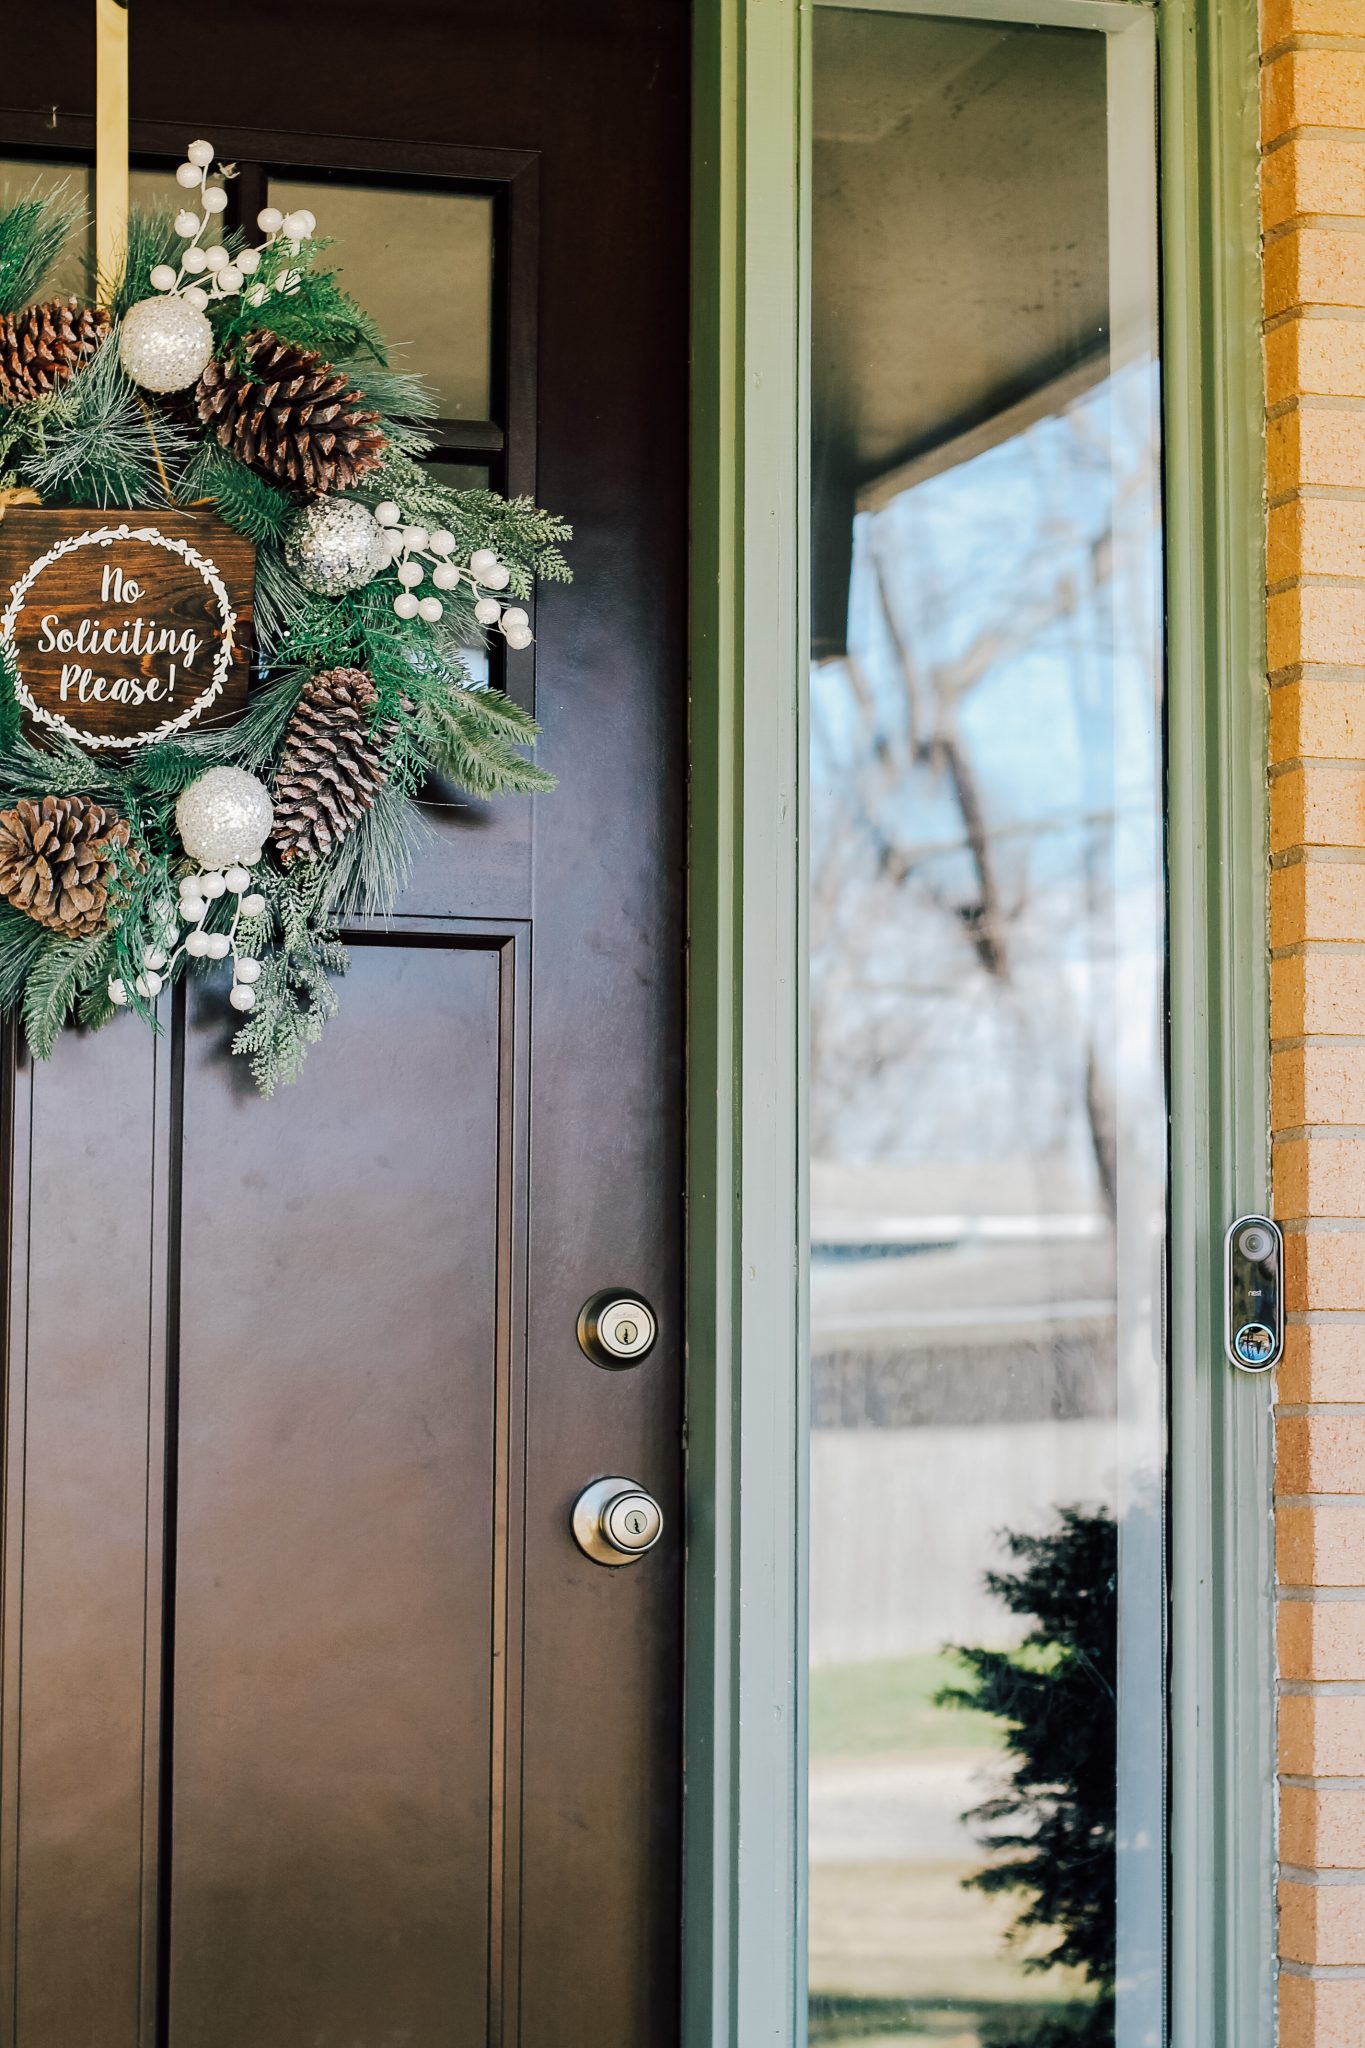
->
0, 7, 689, 2044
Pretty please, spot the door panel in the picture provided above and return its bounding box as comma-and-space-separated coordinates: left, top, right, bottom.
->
170, 941, 506, 2044
3, 1029, 161, 2048
0, 5, 689, 2043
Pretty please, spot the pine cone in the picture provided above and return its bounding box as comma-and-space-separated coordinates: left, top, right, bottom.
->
0, 297, 111, 408
0, 795, 131, 936
195, 332, 387, 494
271, 668, 402, 866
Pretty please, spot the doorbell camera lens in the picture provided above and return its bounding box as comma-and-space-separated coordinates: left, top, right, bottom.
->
1237, 1223, 1275, 1263
1233, 1322, 1276, 1368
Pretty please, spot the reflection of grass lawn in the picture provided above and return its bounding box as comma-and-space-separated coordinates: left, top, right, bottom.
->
809, 1994, 1095, 2047
810, 1859, 1085, 2006
810, 1654, 1093, 2045
810, 1651, 1001, 1757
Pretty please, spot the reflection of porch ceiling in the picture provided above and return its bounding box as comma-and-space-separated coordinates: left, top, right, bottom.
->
812, 8, 1110, 651
814, 8, 1109, 499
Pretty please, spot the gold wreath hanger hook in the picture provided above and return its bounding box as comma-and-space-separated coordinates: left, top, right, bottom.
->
94, 0, 129, 298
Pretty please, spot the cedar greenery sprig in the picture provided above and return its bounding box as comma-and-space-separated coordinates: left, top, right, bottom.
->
362, 448, 573, 597
225, 861, 347, 1094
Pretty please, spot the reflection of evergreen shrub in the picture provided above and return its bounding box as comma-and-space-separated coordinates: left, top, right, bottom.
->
938, 1506, 1118, 2048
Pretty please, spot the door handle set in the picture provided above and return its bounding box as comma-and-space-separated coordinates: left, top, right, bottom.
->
572, 1292, 663, 1563
573, 1476, 664, 1565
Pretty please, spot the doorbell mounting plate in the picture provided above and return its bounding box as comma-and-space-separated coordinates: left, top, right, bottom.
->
1224, 1214, 1284, 1374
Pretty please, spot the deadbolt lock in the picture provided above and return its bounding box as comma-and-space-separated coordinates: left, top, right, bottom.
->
572, 1476, 664, 1566
577, 1291, 657, 1368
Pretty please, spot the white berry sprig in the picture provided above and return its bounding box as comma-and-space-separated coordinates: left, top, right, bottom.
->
107, 865, 268, 1015
373, 501, 533, 648
147, 139, 316, 314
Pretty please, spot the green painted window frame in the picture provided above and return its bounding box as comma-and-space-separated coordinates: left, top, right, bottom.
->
684, 0, 1272, 2042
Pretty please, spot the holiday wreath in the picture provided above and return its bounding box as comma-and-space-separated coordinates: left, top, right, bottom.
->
0, 144, 570, 1092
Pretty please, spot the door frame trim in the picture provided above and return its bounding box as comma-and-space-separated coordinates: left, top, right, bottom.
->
684, 0, 1273, 2042
684, 0, 809, 2037
1161, 0, 1276, 2039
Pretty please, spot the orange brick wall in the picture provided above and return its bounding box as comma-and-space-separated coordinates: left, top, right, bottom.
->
1264, 5, 1365, 2043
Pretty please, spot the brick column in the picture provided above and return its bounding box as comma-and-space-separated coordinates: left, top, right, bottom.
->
1264, 6, 1365, 2043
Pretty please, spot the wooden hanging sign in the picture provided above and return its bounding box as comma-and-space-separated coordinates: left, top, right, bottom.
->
0, 507, 254, 751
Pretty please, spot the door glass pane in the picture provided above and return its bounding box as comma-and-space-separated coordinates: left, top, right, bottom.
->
808, 13, 1165, 2048
0, 161, 194, 299
425, 460, 491, 495
271, 179, 493, 420
0, 159, 87, 300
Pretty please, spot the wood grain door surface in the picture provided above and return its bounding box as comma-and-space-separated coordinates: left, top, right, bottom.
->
0, 6, 689, 2044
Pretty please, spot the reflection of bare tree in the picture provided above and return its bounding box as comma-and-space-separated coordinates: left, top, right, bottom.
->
810, 392, 1158, 1204
871, 548, 1082, 980
1085, 1045, 1119, 1218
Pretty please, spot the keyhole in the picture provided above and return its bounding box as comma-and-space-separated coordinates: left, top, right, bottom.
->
617, 1320, 639, 1348
626, 1511, 646, 1535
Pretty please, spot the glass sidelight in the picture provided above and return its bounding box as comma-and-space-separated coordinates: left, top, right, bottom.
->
807, 9, 1165, 2048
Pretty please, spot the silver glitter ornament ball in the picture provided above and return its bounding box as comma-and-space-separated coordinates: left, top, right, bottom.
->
118, 295, 214, 393
284, 498, 389, 597
176, 768, 274, 869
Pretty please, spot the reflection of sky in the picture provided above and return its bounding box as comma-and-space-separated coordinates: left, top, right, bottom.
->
809, 363, 1164, 1182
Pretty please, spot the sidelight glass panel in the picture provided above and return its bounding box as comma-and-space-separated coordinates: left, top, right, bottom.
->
807, 12, 1165, 2048
270, 179, 493, 420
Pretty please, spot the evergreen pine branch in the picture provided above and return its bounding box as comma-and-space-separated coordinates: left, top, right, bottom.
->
0, 185, 82, 317
21, 930, 114, 1060
181, 668, 307, 774
102, 211, 180, 317
21, 335, 190, 508
319, 773, 426, 918
132, 742, 208, 796
250, 544, 313, 663
209, 238, 387, 367
179, 441, 295, 544
77, 978, 117, 1033
265, 583, 433, 699
417, 690, 555, 797
0, 404, 41, 481
0, 641, 25, 753
0, 722, 106, 805
338, 358, 438, 452
0, 903, 54, 1013
441, 682, 542, 741
106, 840, 178, 1030
338, 358, 439, 422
